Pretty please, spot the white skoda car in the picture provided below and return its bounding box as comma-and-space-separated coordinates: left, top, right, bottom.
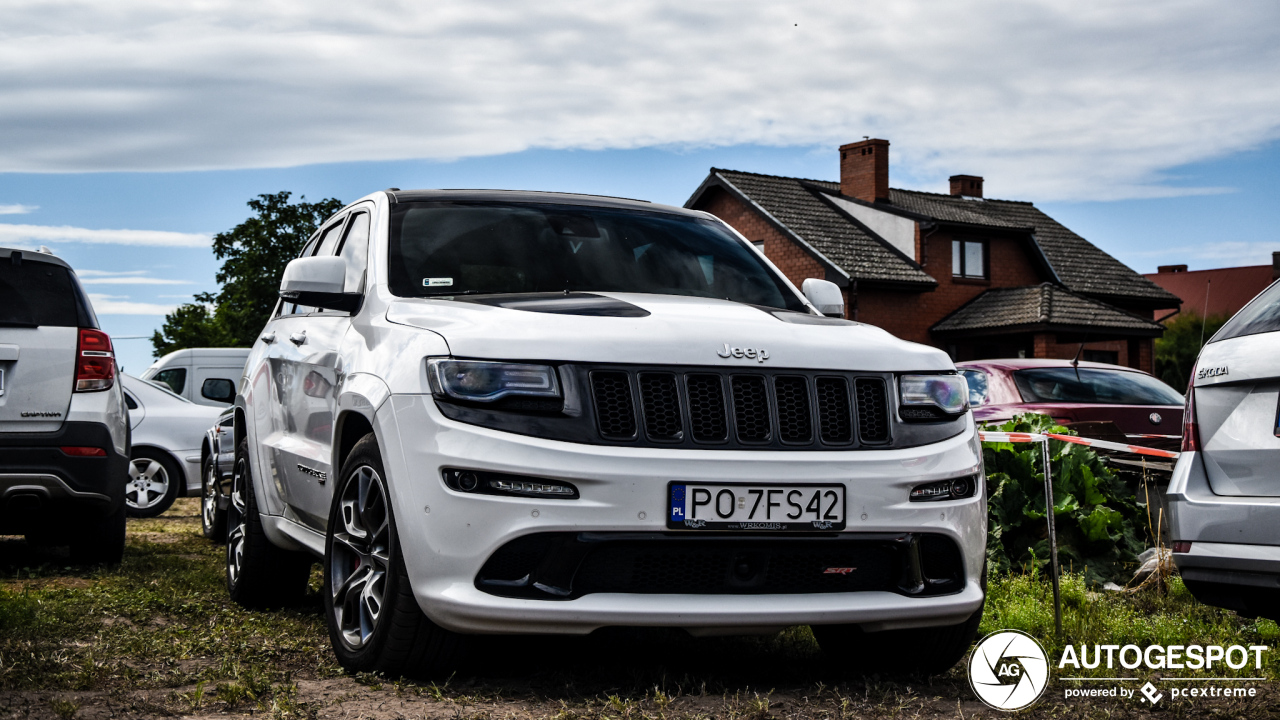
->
1170, 280, 1280, 620
226, 190, 987, 677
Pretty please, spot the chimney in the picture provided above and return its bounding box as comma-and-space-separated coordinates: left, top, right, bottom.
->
839, 138, 889, 203
1273, 251, 1280, 280
949, 175, 984, 198
1158, 264, 1188, 274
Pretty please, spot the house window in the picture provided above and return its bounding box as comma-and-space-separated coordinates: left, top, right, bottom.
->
952, 239, 987, 279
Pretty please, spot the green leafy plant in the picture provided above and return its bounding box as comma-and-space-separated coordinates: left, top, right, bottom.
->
983, 413, 1148, 586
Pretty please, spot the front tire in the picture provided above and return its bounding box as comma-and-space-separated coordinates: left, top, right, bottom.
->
124, 449, 181, 518
201, 457, 227, 541
225, 438, 312, 608
323, 434, 460, 678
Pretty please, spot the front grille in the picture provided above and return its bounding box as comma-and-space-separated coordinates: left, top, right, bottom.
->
639, 373, 682, 441
774, 376, 812, 444
815, 377, 853, 444
586, 367, 893, 449
731, 376, 771, 443
591, 371, 637, 440
475, 532, 964, 599
686, 374, 728, 442
855, 378, 890, 443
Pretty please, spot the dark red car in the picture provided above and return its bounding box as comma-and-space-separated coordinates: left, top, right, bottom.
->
955, 359, 1184, 438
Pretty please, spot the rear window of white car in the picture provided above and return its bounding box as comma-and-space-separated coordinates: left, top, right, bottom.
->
1013, 368, 1183, 405
1212, 280, 1280, 343
0, 258, 92, 328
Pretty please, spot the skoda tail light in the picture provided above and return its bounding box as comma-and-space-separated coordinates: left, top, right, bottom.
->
1181, 368, 1199, 452
75, 328, 116, 392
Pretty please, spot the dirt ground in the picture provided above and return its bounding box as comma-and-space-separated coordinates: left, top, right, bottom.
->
2, 499, 1277, 720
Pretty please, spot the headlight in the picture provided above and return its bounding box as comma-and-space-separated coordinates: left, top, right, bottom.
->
428, 359, 561, 402
898, 374, 968, 418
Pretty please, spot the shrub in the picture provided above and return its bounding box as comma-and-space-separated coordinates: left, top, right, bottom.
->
983, 413, 1149, 586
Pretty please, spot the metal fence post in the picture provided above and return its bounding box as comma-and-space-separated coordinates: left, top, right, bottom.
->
1041, 437, 1062, 636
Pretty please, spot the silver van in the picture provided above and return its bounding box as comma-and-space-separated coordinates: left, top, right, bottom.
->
142, 347, 250, 407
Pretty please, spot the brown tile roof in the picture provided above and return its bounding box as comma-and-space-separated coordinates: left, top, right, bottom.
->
885, 189, 1178, 306
708, 169, 937, 288
931, 283, 1165, 336
690, 168, 1179, 308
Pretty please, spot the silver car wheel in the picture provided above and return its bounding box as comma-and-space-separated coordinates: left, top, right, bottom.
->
202, 462, 219, 532
226, 456, 249, 588
125, 457, 170, 511
329, 465, 390, 651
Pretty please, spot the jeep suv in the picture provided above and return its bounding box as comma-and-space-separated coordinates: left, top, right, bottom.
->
225, 191, 986, 676
0, 247, 129, 563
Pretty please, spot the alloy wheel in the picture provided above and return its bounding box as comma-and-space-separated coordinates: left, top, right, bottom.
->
202, 463, 218, 532
329, 465, 391, 651
125, 458, 170, 511
226, 456, 249, 588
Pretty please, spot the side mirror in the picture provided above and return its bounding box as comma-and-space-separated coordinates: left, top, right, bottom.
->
802, 278, 845, 318
280, 256, 362, 313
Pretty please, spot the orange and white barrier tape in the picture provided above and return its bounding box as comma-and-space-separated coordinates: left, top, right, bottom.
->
977, 430, 1180, 459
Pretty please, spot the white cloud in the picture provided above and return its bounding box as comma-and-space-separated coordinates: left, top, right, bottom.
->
86, 293, 177, 315
0, 204, 36, 215
78, 272, 191, 285
0, 224, 209, 247
0, 1, 1278, 201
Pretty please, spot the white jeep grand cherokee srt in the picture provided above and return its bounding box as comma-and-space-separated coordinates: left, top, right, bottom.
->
225, 190, 986, 677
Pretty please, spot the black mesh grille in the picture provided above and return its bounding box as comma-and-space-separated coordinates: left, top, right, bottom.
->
855, 378, 889, 443
591, 371, 636, 439
575, 542, 896, 594
474, 533, 965, 599
774, 376, 812, 444
686, 374, 728, 442
816, 377, 853, 444
731, 375, 771, 443
639, 373, 682, 441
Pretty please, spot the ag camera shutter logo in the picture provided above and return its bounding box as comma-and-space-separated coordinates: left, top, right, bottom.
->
969, 630, 1050, 711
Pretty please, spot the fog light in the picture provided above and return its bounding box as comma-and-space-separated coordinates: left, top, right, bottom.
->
441, 468, 579, 499
910, 475, 978, 502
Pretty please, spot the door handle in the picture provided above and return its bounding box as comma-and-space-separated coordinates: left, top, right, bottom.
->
289, 332, 307, 346
260, 332, 276, 344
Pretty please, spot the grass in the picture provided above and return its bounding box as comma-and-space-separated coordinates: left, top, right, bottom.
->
1, 498, 1277, 718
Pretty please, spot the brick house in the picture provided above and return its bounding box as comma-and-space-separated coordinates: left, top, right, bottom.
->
685, 138, 1179, 373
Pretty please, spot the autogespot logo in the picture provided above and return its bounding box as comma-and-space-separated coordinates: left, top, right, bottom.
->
969, 630, 1050, 711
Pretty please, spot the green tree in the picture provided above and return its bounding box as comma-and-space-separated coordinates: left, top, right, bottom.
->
1153, 311, 1228, 391
151, 191, 344, 357
149, 304, 231, 357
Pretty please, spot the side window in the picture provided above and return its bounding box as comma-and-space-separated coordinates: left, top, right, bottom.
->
313, 218, 346, 258
292, 220, 346, 314
280, 235, 322, 317
337, 211, 370, 293
959, 369, 989, 407
201, 378, 235, 403
154, 368, 186, 394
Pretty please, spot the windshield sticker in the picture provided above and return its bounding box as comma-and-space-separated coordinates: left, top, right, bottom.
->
423, 278, 454, 287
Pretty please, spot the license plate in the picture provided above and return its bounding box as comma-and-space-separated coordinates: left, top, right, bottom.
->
667, 482, 845, 531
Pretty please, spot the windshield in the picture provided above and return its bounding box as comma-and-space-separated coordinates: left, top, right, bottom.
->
1013, 367, 1183, 406
387, 202, 807, 311
1212, 280, 1280, 343
0, 260, 92, 327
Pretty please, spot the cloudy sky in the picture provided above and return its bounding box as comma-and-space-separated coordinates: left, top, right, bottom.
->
2, 0, 1278, 371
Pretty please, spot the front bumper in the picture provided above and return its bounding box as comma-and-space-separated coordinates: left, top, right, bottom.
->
0, 421, 128, 532
378, 394, 987, 635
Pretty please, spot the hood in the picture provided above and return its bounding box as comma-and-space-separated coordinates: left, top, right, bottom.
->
385, 292, 953, 372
